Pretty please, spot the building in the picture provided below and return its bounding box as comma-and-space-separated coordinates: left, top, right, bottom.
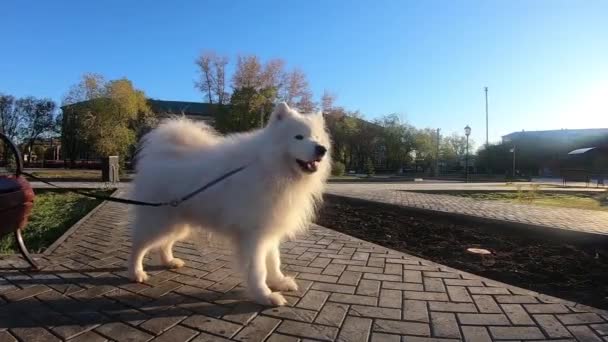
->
501, 128, 608, 177
146, 99, 220, 124
502, 128, 608, 144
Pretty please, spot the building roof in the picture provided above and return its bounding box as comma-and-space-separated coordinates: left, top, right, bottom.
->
503, 128, 608, 140
146, 99, 222, 117
568, 147, 596, 155
62, 99, 222, 118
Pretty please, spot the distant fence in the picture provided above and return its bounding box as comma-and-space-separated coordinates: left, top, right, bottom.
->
0, 159, 134, 170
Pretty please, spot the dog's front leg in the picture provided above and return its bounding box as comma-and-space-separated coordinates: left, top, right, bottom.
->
266, 241, 298, 292
240, 237, 287, 306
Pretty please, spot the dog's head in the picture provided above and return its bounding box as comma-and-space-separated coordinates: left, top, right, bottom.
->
267, 102, 331, 176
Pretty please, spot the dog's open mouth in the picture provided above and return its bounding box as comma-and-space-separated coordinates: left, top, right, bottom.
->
296, 159, 320, 173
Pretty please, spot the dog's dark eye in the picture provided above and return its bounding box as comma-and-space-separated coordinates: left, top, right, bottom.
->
294, 135, 304, 140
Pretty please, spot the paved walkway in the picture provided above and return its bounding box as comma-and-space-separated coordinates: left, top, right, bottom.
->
327, 184, 608, 236
2, 191, 608, 341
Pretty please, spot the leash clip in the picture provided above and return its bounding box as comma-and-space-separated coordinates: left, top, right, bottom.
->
169, 200, 181, 207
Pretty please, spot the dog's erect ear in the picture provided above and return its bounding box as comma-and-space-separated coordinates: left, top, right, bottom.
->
270, 102, 292, 122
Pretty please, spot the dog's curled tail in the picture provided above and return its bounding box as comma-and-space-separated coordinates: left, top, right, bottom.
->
136, 118, 220, 163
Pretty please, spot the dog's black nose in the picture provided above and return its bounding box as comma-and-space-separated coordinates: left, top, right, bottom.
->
315, 145, 327, 157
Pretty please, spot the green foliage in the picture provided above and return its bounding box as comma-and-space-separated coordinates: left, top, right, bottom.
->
0, 189, 111, 253
215, 87, 276, 133
331, 161, 346, 176
61, 74, 153, 162
364, 157, 375, 176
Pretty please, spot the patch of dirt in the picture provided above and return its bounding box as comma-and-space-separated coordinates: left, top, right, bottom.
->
316, 195, 608, 310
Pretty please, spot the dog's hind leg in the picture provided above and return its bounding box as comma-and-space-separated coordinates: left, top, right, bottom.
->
238, 236, 287, 306
128, 213, 168, 283
159, 225, 190, 269
266, 240, 298, 292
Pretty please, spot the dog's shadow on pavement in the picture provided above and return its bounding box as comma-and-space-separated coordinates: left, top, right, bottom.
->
0, 267, 262, 329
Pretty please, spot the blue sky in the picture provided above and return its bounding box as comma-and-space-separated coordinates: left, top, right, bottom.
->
2, 0, 607, 146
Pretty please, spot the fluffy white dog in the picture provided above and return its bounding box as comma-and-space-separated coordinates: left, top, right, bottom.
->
128, 102, 331, 306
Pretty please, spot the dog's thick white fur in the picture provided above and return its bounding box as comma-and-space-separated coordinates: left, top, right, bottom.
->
128, 103, 331, 306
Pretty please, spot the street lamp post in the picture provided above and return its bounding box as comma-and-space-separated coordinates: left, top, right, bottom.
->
511, 146, 516, 179
464, 125, 471, 182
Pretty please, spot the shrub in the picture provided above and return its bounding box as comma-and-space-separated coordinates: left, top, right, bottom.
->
332, 161, 346, 176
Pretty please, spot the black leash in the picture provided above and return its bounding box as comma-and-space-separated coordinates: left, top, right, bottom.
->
22, 164, 249, 207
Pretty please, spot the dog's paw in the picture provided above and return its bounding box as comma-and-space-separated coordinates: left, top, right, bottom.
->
268, 276, 298, 292
129, 269, 149, 283
256, 292, 288, 307
167, 258, 185, 269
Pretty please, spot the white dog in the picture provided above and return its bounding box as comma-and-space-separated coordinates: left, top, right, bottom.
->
128, 102, 331, 306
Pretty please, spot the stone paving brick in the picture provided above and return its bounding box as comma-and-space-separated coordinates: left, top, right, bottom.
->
533, 314, 573, 338
265, 333, 300, 342
403, 270, 423, 283
181, 315, 242, 338
473, 295, 502, 313
430, 312, 461, 339
262, 306, 317, 322
95, 322, 153, 341
458, 313, 511, 325
446, 285, 473, 303
149, 325, 197, 342
322, 263, 346, 276
429, 301, 478, 313
468, 287, 510, 295
379, 289, 402, 308
311, 282, 355, 294
403, 299, 430, 323
350, 304, 401, 319
2, 284, 51, 301
461, 326, 493, 342
337, 316, 372, 342
370, 332, 401, 342
591, 323, 608, 335
190, 331, 232, 341
139, 315, 186, 335
382, 281, 424, 291
296, 290, 329, 311
233, 315, 281, 342
10, 327, 60, 342
502, 304, 535, 325
277, 321, 339, 341
489, 326, 545, 340
567, 325, 604, 342
524, 303, 570, 314
558, 313, 605, 325
373, 319, 430, 336
298, 273, 338, 283
0, 331, 16, 342
315, 302, 348, 327
329, 293, 377, 306
356, 279, 380, 297
403, 291, 449, 302
494, 295, 539, 304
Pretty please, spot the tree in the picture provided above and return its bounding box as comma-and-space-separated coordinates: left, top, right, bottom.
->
281, 68, 316, 112
375, 114, 416, 171
61, 74, 153, 164
321, 90, 336, 114
413, 128, 439, 173
195, 51, 229, 104
441, 132, 473, 169
0, 94, 19, 141
17, 97, 56, 161
232, 55, 263, 89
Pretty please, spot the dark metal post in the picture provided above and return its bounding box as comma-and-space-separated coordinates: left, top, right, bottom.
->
465, 135, 470, 182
